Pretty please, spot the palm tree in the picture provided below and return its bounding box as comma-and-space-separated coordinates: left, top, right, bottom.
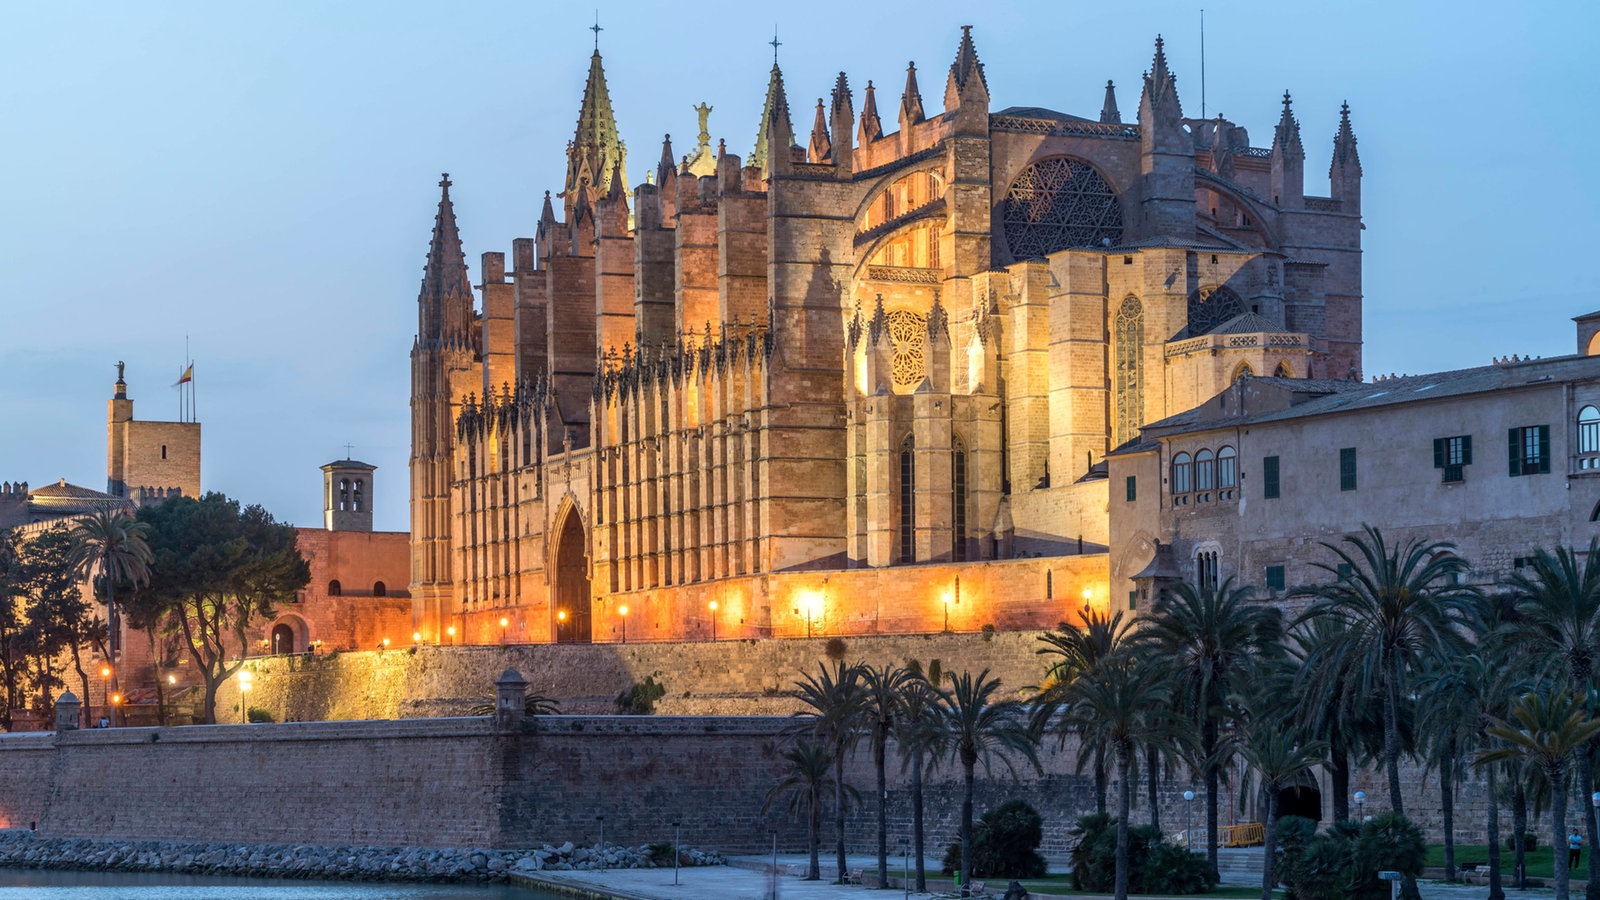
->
1481, 690, 1600, 900
1510, 541, 1600, 900
859, 662, 911, 889
1237, 723, 1327, 900
1031, 607, 1133, 813
791, 659, 866, 884
763, 740, 848, 880
67, 508, 152, 726
935, 668, 1039, 897
1289, 616, 1376, 824
1137, 577, 1282, 875
1066, 652, 1187, 900
1295, 525, 1471, 817
896, 658, 943, 892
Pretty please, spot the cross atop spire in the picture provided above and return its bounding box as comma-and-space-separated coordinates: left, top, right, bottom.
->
1332, 100, 1362, 176
590, 12, 602, 52
439, 172, 452, 192
1273, 90, 1303, 161
769, 26, 781, 64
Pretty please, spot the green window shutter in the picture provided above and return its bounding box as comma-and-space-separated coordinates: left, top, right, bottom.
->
1265, 565, 1286, 591
1509, 428, 1522, 476
1340, 447, 1357, 491
1263, 456, 1280, 499
1539, 425, 1551, 473
1433, 438, 1445, 468
1128, 590, 1138, 611
1462, 435, 1473, 465
1126, 475, 1137, 502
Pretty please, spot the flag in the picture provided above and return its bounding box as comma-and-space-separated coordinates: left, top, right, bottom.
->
174, 364, 193, 386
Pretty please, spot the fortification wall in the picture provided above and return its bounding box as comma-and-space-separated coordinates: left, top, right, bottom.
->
219, 631, 1063, 721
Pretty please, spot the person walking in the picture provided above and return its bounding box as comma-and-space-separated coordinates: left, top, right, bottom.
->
1571, 832, 1584, 870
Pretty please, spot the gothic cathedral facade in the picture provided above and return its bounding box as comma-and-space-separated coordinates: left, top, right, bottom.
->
409, 28, 1364, 644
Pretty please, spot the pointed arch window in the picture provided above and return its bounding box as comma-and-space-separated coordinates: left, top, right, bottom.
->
1001, 156, 1123, 259
1274, 360, 1294, 378
1114, 297, 1144, 448
1233, 363, 1254, 383
899, 436, 916, 564
952, 437, 968, 562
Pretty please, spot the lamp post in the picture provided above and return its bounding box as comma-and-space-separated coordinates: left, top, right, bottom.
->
901, 836, 910, 899
597, 815, 606, 871
556, 609, 568, 643
1184, 790, 1195, 851
619, 605, 629, 643
769, 830, 779, 900
446, 625, 456, 644
672, 820, 681, 886
708, 600, 718, 641
499, 616, 509, 643
412, 631, 422, 648
99, 665, 112, 728
942, 591, 952, 633
1355, 790, 1367, 821
239, 669, 253, 724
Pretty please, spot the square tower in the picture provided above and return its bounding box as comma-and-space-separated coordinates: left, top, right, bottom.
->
322, 459, 376, 532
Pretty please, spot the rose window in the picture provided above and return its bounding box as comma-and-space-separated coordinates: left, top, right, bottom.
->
1001, 156, 1123, 260
887, 310, 927, 391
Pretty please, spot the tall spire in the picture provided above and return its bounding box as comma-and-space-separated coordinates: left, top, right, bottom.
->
418, 173, 473, 340
1332, 101, 1361, 176
859, 80, 883, 143
831, 71, 852, 118
1273, 90, 1304, 161
900, 61, 925, 127
943, 24, 988, 109
1141, 34, 1181, 114
750, 59, 794, 170
564, 46, 627, 200
656, 133, 675, 186
808, 98, 832, 163
1100, 79, 1121, 124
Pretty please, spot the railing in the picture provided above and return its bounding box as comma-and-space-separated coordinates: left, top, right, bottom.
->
990, 115, 1141, 140
864, 266, 940, 284
1221, 822, 1265, 847
1239, 146, 1274, 158
1305, 196, 1344, 212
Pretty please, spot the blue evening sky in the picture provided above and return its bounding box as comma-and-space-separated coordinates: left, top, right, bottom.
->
2, 1, 1595, 532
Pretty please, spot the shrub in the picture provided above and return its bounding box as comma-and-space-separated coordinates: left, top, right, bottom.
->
1274, 815, 1320, 897
1281, 814, 1424, 900
645, 841, 676, 866
1349, 813, 1425, 899
615, 675, 666, 714
1066, 813, 1211, 894
823, 637, 848, 659
1507, 832, 1538, 851
940, 800, 1048, 879
246, 707, 276, 723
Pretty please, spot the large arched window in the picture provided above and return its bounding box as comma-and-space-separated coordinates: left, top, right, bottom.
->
1581, 406, 1600, 455
1171, 452, 1193, 501
952, 437, 968, 562
1001, 156, 1123, 259
1195, 449, 1216, 493
1185, 286, 1246, 336
899, 436, 916, 564
1114, 297, 1144, 448
1218, 446, 1238, 490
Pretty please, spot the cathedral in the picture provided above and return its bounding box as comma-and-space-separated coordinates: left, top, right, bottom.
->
408, 27, 1364, 645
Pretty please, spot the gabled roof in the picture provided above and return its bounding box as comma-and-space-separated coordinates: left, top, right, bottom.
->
1207, 312, 1288, 335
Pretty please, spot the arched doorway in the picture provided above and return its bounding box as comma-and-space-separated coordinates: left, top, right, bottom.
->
1277, 783, 1322, 823
553, 507, 592, 643
270, 623, 295, 655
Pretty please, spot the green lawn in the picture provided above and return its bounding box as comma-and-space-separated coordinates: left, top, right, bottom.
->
1424, 843, 1556, 879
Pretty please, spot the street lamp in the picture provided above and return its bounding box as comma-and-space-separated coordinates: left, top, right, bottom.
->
1184, 790, 1196, 851
596, 815, 606, 871
412, 631, 422, 648
672, 820, 681, 886
499, 617, 509, 643
708, 600, 719, 641
446, 625, 456, 644
942, 591, 953, 632
1354, 790, 1367, 821
239, 669, 253, 724
901, 836, 910, 899
618, 605, 629, 644
99, 666, 112, 728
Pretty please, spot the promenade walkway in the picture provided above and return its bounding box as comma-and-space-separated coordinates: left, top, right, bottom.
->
514, 850, 1569, 899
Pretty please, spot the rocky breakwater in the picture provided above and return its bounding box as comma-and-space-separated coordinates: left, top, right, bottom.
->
0, 832, 724, 883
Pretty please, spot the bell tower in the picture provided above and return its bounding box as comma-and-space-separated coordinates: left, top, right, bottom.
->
322, 457, 375, 532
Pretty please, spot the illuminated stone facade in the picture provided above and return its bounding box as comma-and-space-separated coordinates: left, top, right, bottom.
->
409, 28, 1365, 644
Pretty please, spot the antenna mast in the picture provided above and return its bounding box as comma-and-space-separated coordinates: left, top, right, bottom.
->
1200, 8, 1207, 119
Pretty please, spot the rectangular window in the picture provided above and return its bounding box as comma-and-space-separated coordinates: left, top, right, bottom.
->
1263, 455, 1280, 499
1339, 448, 1357, 491
1508, 425, 1551, 476
1434, 435, 1472, 483
1128, 589, 1139, 610
1265, 565, 1286, 592
1125, 475, 1137, 502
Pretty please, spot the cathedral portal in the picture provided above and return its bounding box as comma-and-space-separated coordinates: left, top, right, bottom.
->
554, 509, 591, 643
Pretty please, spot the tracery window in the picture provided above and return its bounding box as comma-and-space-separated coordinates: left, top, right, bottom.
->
1001, 156, 1123, 259
1114, 297, 1144, 448
1233, 363, 1254, 382
887, 310, 928, 391
899, 436, 916, 564
1195, 549, 1220, 592
1274, 361, 1294, 378
1185, 285, 1246, 336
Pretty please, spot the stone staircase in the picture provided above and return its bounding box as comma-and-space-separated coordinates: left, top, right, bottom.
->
1214, 847, 1266, 885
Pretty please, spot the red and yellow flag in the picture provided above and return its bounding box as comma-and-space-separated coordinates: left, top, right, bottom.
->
174, 364, 193, 386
